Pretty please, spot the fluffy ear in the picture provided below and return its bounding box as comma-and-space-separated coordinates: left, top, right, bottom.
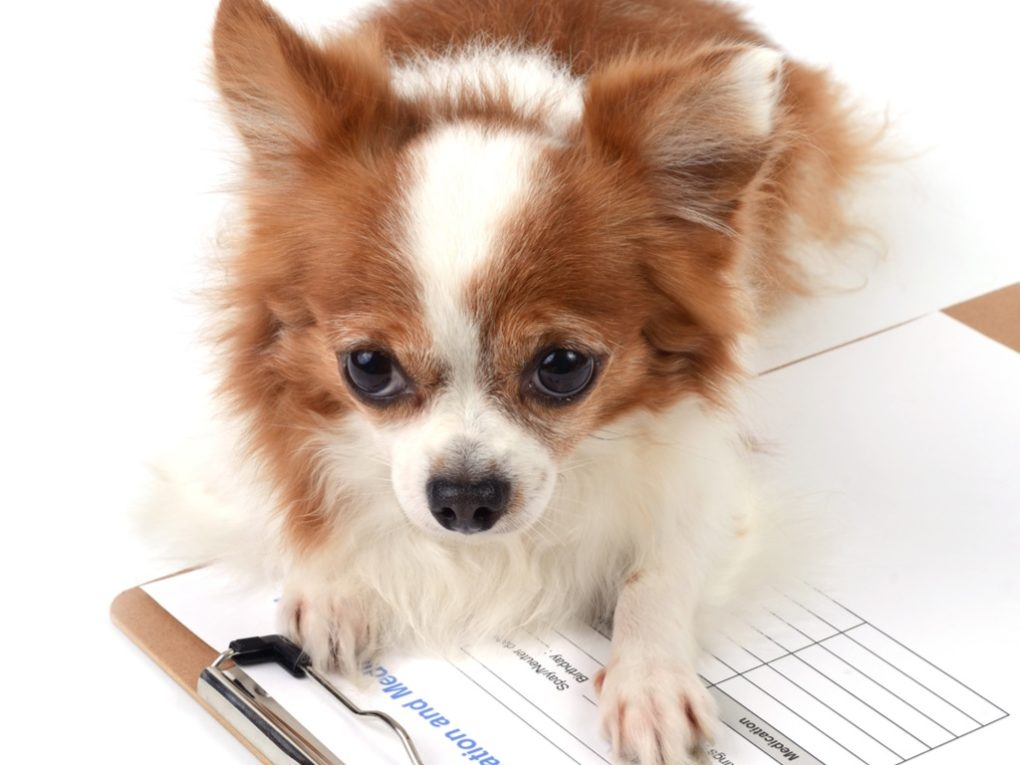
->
583, 45, 784, 232
213, 0, 405, 164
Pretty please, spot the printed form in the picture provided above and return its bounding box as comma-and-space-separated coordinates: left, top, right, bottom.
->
145, 313, 1019, 764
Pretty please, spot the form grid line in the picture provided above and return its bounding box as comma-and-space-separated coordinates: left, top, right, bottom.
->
781, 591, 987, 727
809, 587, 1010, 718
766, 607, 957, 740
897, 714, 1010, 765
737, 633, 908, 760
707, 639, 871, 765
785, 635, 935, 754
842, 627, 980, 725
700, 622, 864, 690
745, 618, 935, 755
445, 656, 586, 765
553, 628, 607, 669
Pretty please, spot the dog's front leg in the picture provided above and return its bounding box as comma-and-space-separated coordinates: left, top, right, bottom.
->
597, 561, 716, 765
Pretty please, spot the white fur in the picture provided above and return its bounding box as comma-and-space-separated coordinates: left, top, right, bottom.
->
385, 123, 559, 534
392, 47, 585, 138
160, 397, 756, 665
401, 123, 539, 373
727, 46, 784, 138
145, 396, 756, 644
138, 410, 286, 583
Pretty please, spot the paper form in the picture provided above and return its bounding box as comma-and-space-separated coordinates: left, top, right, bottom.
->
147, 568, 1007, 765
145, 313, 1018, 764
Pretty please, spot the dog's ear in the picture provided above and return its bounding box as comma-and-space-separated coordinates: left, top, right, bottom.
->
583, 45, 784, 233
581, 47, 783, 392
213, 0, 407, 166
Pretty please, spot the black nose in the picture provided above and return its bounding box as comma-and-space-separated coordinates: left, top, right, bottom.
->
426, 477, 510, 534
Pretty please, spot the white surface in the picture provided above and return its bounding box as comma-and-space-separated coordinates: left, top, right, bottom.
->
0, 0, 1018, 763
744, 1, 1020, 371
143, 314, 1019, 765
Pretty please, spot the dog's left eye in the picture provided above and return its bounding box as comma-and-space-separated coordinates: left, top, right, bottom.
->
531, 348, 597, 402
342, 350, 409, 401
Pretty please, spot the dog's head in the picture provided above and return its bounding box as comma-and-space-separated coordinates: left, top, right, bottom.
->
211, 0, 782, 545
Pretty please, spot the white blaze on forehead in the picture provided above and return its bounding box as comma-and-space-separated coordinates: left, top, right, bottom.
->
401, 123, 547, 381
392, 47, 585, 138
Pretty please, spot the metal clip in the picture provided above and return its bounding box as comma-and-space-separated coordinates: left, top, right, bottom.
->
198, 636, 425, 765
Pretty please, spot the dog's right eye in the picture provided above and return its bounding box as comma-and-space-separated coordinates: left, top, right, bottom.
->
342, 350, 409, 401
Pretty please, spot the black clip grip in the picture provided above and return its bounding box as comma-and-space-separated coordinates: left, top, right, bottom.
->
228, 634, 310, 679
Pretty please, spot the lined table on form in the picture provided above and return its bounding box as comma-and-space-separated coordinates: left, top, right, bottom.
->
698, 586, 1008, 764
450, 581, 1010, 765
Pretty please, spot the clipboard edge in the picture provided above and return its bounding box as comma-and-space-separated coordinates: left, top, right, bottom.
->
111, 584, 276, 765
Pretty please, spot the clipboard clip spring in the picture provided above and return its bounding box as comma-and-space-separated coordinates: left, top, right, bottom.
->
199, 634, 426, 765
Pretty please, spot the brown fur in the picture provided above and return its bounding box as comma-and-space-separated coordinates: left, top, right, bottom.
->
366, 0, 874, 297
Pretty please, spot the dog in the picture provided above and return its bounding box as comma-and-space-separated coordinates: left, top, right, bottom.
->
148, 0, 873, 761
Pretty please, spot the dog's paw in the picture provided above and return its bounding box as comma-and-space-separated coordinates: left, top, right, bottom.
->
278, 588, 376, 674
596, 656, 716, 765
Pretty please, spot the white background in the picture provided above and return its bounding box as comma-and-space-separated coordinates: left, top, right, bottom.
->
0, 0, 1017, 762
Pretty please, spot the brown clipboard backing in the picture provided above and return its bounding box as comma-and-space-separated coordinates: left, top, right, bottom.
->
110, 282, 1018, 762
111, 585, 275, 765
945, 282, 1020, 354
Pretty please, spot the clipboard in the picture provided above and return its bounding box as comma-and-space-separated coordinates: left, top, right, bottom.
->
112, 578, 424, 765
110, 283, 1019, 765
